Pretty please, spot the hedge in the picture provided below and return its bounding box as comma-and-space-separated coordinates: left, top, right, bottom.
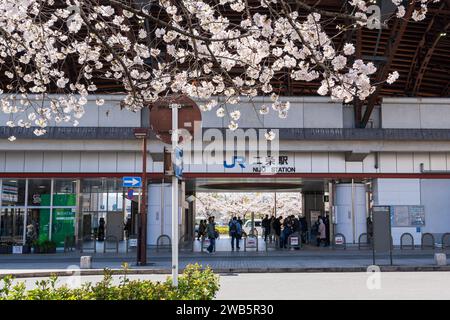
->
0, 263, 219, 300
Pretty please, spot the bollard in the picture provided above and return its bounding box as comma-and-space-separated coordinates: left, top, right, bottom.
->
80, 256, 92, 269
434, 253, 447, 266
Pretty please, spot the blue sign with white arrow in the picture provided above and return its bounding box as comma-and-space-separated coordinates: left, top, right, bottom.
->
122, 176, 142, 188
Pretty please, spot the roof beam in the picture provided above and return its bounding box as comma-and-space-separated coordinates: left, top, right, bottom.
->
360, 3, 414, 127
412, 22, 450, 95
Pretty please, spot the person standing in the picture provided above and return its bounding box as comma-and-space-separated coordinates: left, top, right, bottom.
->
317, 218, 326, 247
206, 216, 216, 254
323, 214, 330, 246
262, 214, 271, 242
198, 220, 206, 240
229, 217, 242, 251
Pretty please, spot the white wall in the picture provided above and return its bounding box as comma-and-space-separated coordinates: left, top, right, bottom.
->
420, 180, 450, 235
0, 94, 141, 128
382, 98, 450, 129
201, 97, 343, 129
372, 178, 422, 245
147, 183, 182, 245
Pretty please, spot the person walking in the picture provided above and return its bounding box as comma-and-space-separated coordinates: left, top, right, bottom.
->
317, 218, 326, 247
206, 216, 216, 254
229, 217, 242, 251
262, 214, 271, 242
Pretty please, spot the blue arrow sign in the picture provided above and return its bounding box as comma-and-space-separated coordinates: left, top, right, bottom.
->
122, 176, 142, 188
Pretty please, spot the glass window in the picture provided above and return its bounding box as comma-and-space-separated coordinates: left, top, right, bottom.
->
1, 179, 26, 206
27, 179, 52, 206
53, 179, 77, 206
0, 208, 25, 243
51, 208, 76, 247
25, 208, 50, 244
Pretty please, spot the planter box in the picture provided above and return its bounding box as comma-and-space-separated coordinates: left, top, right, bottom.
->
21, 245, 31, 254
0, 245, 12, 254
33, 245, 56, 254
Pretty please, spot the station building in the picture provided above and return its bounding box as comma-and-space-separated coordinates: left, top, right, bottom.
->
1, 95, 450, 250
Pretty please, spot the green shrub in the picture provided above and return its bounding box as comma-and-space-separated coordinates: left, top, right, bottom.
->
0, 263, 219, 300
216, 226, 229, 234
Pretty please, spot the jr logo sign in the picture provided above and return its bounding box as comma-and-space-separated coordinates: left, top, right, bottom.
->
224, 156, 246, 169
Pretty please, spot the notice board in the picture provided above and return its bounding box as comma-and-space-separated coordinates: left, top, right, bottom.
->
390, 206, 425, 227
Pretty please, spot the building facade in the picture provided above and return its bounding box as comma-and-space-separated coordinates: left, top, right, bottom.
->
1, 95, 450, 249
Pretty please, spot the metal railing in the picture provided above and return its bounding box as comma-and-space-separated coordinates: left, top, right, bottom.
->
80, 236, 96, 253
179, 234, 194, 252
442, 233, 450, 250
103, 236, 119, 253
358, 233, 371, 250
421, 233, 435, 250
156, 234, 172, 252
400, 233, 414, 250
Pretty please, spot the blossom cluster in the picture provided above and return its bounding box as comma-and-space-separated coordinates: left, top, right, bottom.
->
0, 0, 438, 141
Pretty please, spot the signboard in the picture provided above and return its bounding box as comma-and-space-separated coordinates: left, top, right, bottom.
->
246, 237, 257, 248
289, 236, 299, 246
128, 238, 138, 247
126, 189, 134, 200
12, 246, 23, 254
1, 185, 18, 202
122, 176, 142, 188
174, 147, 183, 179
372, 206, 392, 253
391, 205, 425, 227
335, 235, 344, 245
251, 155, 296, 174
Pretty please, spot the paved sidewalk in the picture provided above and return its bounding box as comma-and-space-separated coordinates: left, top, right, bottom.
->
1, 248, 449, 277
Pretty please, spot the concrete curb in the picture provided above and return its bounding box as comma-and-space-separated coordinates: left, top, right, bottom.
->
3, 265, 450, 279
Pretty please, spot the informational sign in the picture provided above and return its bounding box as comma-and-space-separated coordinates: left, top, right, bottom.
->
1, 185, 18, 202
251, 155, 296, 173
174, 147, 183, 179
128, 238, 138, 247
335, 235, 344, 245
122, 176, 142, 188
289, 237, 299, 246
12, 246, 23, 254
246, 237, 257, 248
391, 205, 425, 227
126, 189, 134, 200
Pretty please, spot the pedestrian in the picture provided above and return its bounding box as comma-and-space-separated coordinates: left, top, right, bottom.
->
292, 215, 300, 233
323, 214, 330, 246
299, 216, 308, 244
280, 216, 293, 248
262, 214, 271, 242
229, 217, 242, 251
198, 220, 206, 240
317, 218, 326, 247
269, 215, 276, 243
206, 216, 216, 254
123, 217, 131, 239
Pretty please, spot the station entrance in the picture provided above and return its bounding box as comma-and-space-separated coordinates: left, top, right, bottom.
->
159, 177, 374, 253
